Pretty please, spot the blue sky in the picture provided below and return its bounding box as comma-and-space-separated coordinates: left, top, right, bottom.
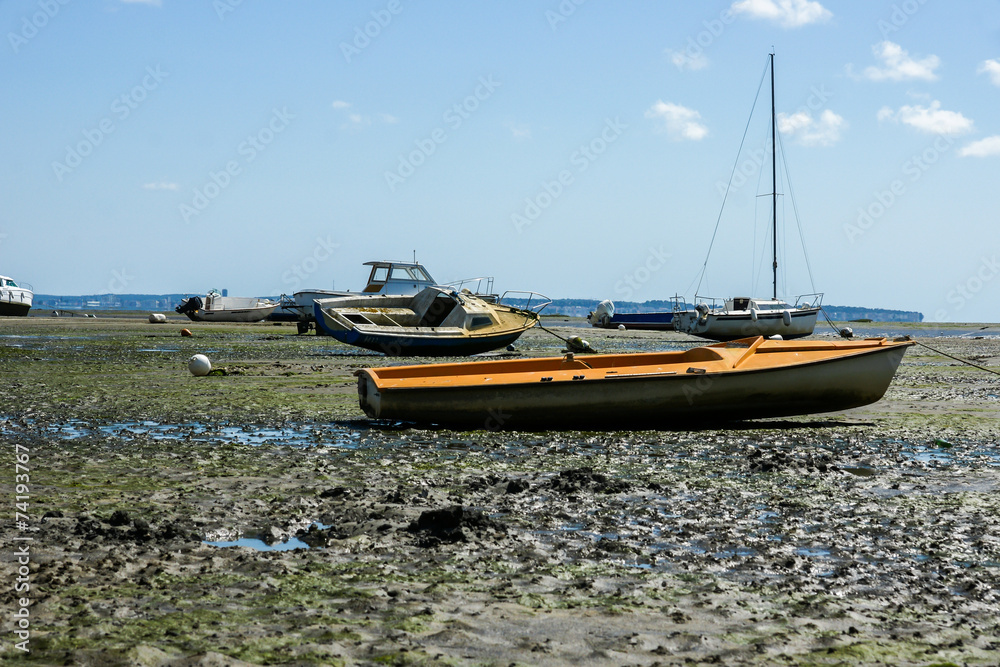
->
2, 0, 999, 322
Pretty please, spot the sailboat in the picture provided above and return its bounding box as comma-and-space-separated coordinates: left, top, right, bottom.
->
673, 53, 823, 342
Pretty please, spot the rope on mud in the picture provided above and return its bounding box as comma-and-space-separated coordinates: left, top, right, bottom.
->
820, 311, 998, 376
537, 323, 595, 353
909, 338, 1000, 377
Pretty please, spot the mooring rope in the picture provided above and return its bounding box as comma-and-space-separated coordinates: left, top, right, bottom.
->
909, 338, 1000, 377
537, 323, 595, 353
820, 312, 998, 375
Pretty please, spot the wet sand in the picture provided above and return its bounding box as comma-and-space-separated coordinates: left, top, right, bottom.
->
2, 315, 1000, 665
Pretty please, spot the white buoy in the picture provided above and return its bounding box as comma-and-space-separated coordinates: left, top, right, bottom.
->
188, 354, 212, 376
148, 313, 167, 324
618, 324, 625, 331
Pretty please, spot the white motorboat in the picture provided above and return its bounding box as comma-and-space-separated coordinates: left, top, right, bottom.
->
0, 275, 33, 316
175, 291, 278, 323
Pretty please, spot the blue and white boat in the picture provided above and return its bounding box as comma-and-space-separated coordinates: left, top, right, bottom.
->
587, 300, 674, 331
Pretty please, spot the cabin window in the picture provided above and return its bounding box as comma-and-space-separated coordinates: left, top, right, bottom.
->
389, 267, 412, 281
468, 316, 493, 329
369, 267, 388, 284
409, 267, 430, 281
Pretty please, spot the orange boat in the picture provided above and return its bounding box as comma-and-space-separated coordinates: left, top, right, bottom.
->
355, 336, 914, 429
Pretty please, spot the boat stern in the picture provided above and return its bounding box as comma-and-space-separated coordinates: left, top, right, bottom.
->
355, 370, 382, 418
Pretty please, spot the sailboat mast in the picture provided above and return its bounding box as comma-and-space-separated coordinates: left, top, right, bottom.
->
770, 52, 777, 301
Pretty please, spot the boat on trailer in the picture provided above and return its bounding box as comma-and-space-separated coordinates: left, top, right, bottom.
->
355, 335, 914, 429
314, 285, 548, 356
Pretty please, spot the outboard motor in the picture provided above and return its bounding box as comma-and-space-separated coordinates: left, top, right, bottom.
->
587, 300, 615, 327
175, 296, 203, 315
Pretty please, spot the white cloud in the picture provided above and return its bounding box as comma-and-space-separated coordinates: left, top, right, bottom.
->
645, 101, 708, 141
878, 101, 973, 136
331, 102, 397, 130
345, 113, 369, 128
668, 49, 709, 71
505, 122, 531, 141
862, 41, 939, 82
730, 0, 831, 28
777, 109, 845, 146
978, 59, 1000, 87
142, 182, 178, 190
959, 136, 1000, 157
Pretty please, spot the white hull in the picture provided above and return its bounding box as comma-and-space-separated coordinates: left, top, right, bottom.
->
674, 306, 820, 341
177, 294, 278, 322
185, 305, 278, 323
0, 276, 33, 317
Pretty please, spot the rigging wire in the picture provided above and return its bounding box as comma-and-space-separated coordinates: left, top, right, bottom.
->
776, 128, 818, 295
689, 54, 771, 299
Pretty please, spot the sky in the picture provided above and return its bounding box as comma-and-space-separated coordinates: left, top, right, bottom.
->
2, 0, 999, 322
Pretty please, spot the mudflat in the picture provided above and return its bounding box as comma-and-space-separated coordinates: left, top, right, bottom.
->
3, 315, 1000, 666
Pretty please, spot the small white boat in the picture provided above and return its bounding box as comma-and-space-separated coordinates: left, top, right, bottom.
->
672, 295, 822, 341
0, 275, 33, 317
314, 286, 547, 356
355, 335, 914, 429
175, 291, 278, 323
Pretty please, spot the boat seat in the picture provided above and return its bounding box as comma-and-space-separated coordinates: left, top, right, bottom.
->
683, 347, 726, 362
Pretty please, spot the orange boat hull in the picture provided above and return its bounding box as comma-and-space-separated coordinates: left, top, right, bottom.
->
355, 336, 914, 430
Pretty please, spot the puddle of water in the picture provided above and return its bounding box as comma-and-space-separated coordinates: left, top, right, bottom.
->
205, 536, 311, 551
204, 522, 331, 551
37, 419, 365, 449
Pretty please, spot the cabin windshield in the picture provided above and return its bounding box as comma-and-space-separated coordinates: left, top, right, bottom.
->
390, 267, 415, 281
3, 279, 15, 287
408, 266, 431, 282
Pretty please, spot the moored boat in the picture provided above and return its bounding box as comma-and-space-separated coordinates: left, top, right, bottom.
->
355, 335, 914, 429
315, 286, 546, 356
175, 291, 278, 323
587, 300, 674, 331
673, 53, 823, 342
0, 275, 33, 317
672, 295, 822, 341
